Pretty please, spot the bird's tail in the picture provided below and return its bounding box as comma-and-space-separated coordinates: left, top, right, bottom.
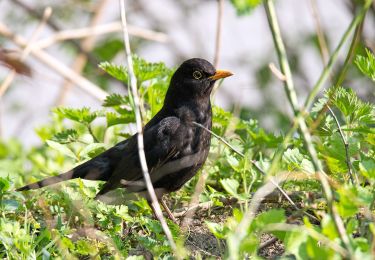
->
16, 170, 75, 191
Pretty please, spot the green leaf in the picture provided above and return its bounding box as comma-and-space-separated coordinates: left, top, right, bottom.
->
283, 148, 314, 174
54, 107, 98, 124
359, 158, 375, 180
100, 56, 171, 84
321, 215, 338, 240
283, 229, 308, 258
230, 0, 263, 16
133, 55, 171, 83
106, 112, 135, 127
79, 143, 106, 159
250, 209, 286, 236
0, 176, 10, 192
355, 48, 375, 81
326, 87, 375, 125
46, 140, 77, 160
52, 129, 78, 143
99, 62, 128, 82
221, 178, 248, 200
103, 93, 130, 107
206, 221, 229, 239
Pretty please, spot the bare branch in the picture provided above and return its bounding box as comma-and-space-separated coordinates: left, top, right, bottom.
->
213, 0, 224, 67
55, 0, 109, 106
0, 7, 52, 97
118, 0, 176, 252
35, 22, 168, 50
309, 0, 330, 65
0, 22, 108, 101
11, 0, 99, 65
268, 62, 286, 81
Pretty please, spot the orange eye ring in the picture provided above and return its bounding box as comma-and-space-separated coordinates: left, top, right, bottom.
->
193, 71, 202, 79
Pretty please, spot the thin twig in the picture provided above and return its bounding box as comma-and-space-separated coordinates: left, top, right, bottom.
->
118, 0, 176, 252
0, 7, 52, 97
0, 7, 51, 138
327, 106, 357, 184
11, 0, 99, 65
268, 62, 286, 81
309, 0, 330, 65
0, 22, 108, 101
55, 0, 109, 106
35, 22, 168, 50
335, 20, 364, 86
258, 237, 278, 251
264, 0, 353, 255
213, 0, 224, 67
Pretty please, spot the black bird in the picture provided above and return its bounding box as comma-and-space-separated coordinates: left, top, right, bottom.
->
17, 58, 233, 219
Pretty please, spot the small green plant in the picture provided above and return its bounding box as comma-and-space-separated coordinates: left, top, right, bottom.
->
0, 51, 374, 258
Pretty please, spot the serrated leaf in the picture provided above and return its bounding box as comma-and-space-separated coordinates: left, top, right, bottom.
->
54, 107, 98, 124
355, 48, 375, 81
100, 56, 171, 84
133, 55, 171, 83
99, 62, 128, 82
106, 112, 134, 127
311, 97, 328, 114
283, 148, 314, 174
52, 129, 78, 143
326, 87, 375, 125
46, 140, 77, 159
103, 93, 130, 107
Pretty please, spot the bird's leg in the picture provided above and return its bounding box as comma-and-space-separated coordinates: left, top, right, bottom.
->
160, 198, 178, 224
148, 200, 177, 224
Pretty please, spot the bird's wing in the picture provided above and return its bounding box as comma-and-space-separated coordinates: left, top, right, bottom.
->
95, 116, 188, 196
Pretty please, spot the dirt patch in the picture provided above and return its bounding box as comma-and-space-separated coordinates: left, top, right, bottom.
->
178, 204, 285, 259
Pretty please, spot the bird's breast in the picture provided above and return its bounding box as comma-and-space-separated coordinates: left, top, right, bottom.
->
175, 105, 212, 158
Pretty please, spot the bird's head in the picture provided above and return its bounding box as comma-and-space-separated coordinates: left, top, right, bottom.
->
165, 58, 233, 103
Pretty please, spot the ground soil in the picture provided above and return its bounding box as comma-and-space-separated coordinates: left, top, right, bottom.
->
180, 203, 286, 259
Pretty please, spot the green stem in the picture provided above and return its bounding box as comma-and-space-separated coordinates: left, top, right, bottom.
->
264, 0, 354, 255
87, 124, 99, 143
304, 0, 372, 110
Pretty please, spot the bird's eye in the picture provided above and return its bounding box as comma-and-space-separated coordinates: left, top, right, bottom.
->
193, 70, 202, 79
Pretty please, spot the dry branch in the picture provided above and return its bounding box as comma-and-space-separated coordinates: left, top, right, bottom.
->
35, 22, 168, 50
118, 0, 176, 252
0, 22, 108, 101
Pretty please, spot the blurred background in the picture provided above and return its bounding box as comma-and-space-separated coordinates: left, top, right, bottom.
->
0, 0, 374, 146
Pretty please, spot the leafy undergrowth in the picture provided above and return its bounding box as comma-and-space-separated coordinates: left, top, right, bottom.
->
0, 54, 374, 259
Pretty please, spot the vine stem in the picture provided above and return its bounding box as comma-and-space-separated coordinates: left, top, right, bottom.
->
118, 0, 177, 252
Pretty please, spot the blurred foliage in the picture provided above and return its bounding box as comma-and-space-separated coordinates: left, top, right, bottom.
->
230, 0, 263, 16
0, 54, 374, 258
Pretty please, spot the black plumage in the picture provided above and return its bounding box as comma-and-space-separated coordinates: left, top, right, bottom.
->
17, 58, 233, 211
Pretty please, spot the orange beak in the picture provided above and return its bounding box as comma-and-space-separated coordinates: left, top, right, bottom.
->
209, 70, 233, 81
